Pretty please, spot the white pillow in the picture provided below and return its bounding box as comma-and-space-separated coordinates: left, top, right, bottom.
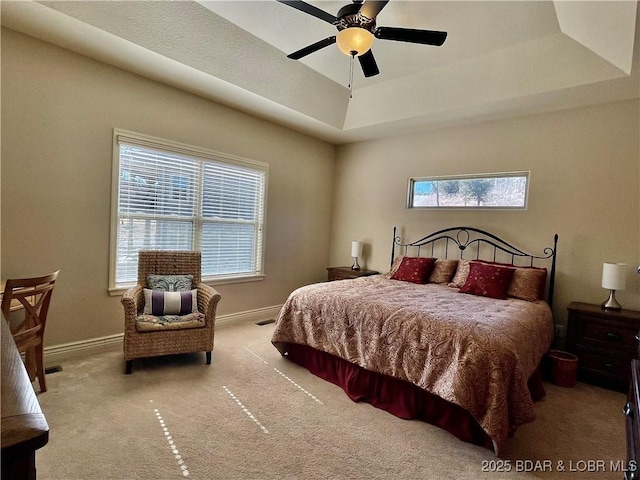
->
143, 289, 198, 316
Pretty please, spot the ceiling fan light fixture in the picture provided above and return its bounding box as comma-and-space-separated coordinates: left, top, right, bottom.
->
336, 27, 374, 56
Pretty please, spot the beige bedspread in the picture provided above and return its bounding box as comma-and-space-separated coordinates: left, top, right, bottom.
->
271, 275, 554, 455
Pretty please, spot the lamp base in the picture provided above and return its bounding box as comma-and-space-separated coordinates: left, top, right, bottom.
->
351, 258, 361, 271
602, 290, 621, 310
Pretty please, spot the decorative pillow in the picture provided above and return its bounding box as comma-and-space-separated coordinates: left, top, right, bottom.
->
143, 288, 198, 315
390, 257, 436, 284
507, 267, 547, 302
459, 262, 516, 299
147, 274, 193, 292
448, 260, 471, 288
383, 255, 405, 278
428, 259, 459, 284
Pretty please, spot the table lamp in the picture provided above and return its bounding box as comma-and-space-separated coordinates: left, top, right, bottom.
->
351, 241, 363, 271
601, 262, 627, 310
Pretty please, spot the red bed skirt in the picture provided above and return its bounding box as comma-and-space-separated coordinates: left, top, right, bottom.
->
283, 343, 546, 452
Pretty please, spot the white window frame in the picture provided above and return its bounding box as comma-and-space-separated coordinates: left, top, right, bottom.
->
407, 171, 530, 209
109, 129, 268, 294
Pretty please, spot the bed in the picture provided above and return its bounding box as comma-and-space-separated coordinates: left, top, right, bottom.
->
271, 226, 558, 455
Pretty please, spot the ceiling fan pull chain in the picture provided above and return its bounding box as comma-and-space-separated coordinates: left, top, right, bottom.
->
348, 53, 355, 98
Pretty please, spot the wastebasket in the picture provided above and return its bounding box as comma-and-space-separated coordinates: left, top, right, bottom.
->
546, 350, 578, 388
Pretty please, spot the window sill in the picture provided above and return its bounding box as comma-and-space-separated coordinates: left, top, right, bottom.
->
108, 273, 265, 296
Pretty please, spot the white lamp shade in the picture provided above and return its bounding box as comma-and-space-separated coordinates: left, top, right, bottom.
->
351, 241, 363, 258
336, 28, 374, 56
602, 262, 627, 290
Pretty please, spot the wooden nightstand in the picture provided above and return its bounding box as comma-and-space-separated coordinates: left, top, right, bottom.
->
327, 266, 379, 282
566, 302, 640, 392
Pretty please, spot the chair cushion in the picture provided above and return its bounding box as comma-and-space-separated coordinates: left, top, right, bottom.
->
147, 274, 193, 292
143, 289, 198, 315
135, 312, 206, 332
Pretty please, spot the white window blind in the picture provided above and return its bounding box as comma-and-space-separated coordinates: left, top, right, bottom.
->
110, 130, 268, 290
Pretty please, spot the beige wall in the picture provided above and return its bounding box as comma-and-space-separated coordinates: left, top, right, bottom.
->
1, 28, 335, 347
332, 99, 640, 327
3, 27, 639, 350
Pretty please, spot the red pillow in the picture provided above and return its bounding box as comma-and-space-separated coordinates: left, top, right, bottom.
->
459, 261, 516, 299
390, 257, 436, 284
470, 260, 548, 301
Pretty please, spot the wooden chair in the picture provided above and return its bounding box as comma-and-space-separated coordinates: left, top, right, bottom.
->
121, 251, 221, 374
1, 271, 59, 393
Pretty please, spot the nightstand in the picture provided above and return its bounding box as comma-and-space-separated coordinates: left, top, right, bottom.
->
566, 302, 640, 392
327, 266, 379, 282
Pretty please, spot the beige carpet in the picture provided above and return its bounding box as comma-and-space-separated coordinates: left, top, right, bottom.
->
35, 320, 627, 480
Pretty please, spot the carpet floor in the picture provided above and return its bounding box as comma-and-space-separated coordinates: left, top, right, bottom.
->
35, 320, 627, 480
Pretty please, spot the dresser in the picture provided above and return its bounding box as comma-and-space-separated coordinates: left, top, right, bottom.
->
326, 266, 379, 282
566, 302, 640, 392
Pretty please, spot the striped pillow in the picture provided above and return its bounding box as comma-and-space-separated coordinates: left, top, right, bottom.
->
143, 289, 198, 316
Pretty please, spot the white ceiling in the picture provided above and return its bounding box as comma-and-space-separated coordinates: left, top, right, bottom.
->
2, 1, 639, 144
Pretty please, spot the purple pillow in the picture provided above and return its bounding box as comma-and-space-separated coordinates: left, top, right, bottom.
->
143, 288, 198, 315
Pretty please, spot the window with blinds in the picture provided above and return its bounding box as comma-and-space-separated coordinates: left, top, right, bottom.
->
110, 130, 268, 290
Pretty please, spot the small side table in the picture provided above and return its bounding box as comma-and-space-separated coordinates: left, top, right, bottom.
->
327, 266, 379, 282
566, 301, 640, 392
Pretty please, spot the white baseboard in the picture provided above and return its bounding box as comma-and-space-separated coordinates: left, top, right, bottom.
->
44, 333, 124, 365
44, 304, 282, 365
215, 304, 282, 327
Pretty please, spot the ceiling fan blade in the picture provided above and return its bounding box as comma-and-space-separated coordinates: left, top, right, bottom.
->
276, 1, 337, 24
358, 50, 380, 77
375, 27, 447, 46
287, 36, 337, 60
359, 0, 389, 20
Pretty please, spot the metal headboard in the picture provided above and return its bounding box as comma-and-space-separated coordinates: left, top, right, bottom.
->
391, 226, 559, 307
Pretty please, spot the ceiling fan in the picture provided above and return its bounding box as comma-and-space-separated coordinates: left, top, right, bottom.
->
277, 0, 447, 78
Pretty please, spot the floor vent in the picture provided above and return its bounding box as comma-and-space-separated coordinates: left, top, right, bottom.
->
255, 319, 275, 326
45, 365, 63, 375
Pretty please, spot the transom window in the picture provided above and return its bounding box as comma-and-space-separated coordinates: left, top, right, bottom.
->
407, 171, 529, 209
109, 129, 268, 291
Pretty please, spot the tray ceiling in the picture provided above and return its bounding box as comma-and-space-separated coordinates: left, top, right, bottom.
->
2, 1, 639, 144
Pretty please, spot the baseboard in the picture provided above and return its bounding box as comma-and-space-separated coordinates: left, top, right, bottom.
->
44, 333, 124, 365
44, 304, 283, 364
215, 304, 282, 327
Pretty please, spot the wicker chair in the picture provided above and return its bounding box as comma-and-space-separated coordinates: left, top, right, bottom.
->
121, 250, 221, 374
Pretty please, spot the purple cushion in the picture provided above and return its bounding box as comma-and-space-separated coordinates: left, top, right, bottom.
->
143, 288, 198, 315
